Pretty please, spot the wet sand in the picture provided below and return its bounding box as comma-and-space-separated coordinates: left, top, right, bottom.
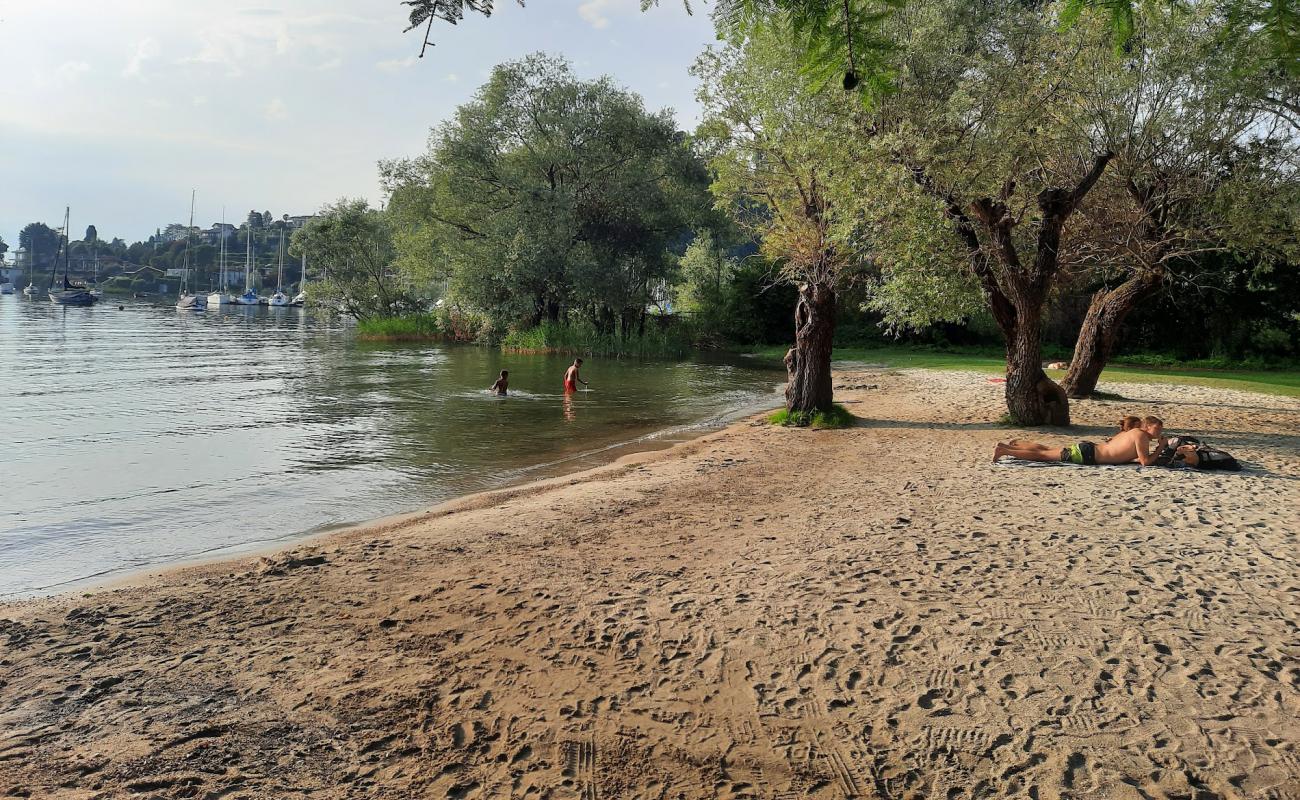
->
2, 367, 1298, 799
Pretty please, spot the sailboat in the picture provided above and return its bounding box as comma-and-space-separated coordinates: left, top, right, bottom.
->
267, 228, 289, 307
176, 190, 207, 311
48, 208, 98, 306
207, 209, 233, 306
291, 252, 307, 306
22, 244, 38, 296
89, 241, 102, 301
233, 225, 261, 305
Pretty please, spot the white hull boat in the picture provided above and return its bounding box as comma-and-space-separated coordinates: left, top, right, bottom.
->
0, 283, 13, 295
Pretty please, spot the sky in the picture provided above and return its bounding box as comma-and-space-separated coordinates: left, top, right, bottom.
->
0, 0, 718, 247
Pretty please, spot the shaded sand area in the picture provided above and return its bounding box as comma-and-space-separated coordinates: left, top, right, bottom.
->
2, 368, 1298, 799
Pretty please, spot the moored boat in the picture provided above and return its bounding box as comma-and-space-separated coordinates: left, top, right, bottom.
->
266, 228, 289, 307
176, 190, 206, 311
233, 222, 261, 305
47, 207, 100, 306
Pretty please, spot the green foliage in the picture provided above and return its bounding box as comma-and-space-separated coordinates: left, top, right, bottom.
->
289, 199, 420, 321
693, 31, 865, 291
768, 403, 855, 429
383, 53, 710, 335
501, 320, 694, 358
19, 222, 60, 266
355, 314, 444, 341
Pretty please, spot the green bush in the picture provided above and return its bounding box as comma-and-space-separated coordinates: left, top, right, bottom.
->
356, 314, 442, 341
501, 319, 694, 358
355, 307, 493, 342
768, 403, 855, 429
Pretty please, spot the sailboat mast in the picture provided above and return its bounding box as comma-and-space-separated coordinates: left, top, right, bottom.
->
59, 207, 71, 287
46, 213, 60, 287
219, 207, 226, 291
277, 228, 284, 291
181, 190, 195, 296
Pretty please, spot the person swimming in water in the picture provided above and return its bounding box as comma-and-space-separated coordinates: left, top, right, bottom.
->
489, 369, 508, 396
563, 358, 587, 393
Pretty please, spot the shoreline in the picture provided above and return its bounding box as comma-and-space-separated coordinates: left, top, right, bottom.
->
2, 366, 1297, 798
11, 386, 785, 604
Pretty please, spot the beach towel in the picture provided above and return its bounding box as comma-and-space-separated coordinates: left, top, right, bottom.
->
994, 458, 1142, 471
994, 457, 1255, 473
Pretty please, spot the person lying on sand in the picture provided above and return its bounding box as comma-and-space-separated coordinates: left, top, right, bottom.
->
489, 370, 509, 396
1006, 414, 1142, 450
994, 416, 1164, 466
563, 359, 588, 394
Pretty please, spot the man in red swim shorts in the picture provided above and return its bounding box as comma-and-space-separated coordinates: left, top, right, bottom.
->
563, 358, 587, 393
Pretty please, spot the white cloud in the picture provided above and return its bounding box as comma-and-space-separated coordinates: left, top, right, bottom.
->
316, 57, 343, 71
578, 0, 614, 29
264, 97, 289, 121
123, 38, 159, 79
376, 56, 418, 72
54, 61, 91, 85
444, 72, 459, 82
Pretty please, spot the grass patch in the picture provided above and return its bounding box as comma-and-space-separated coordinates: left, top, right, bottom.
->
502, 320, 693, 358
356, 314, 444, 341
743, 345, 1300, 398
768, 403, 856, 429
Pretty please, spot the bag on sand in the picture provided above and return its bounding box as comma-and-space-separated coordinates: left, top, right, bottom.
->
1155, 436, 1199, 467
1156, 435, 1242, 471
1190, 446, 1242, 471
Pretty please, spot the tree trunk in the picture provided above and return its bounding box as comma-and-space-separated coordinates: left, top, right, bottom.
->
784, 282, 836, 414
1062, 272, 1162, 398
1003, 292, 1070, 427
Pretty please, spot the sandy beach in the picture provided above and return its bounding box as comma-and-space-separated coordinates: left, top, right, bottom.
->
2, 366, 1298, 800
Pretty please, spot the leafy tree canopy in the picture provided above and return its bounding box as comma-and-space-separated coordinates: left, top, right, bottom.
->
382, 53, 712, 334
288, 199, 416, 320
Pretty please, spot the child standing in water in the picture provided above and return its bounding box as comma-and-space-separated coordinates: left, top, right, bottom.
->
563, 358, 587, 393
489, 370, 509, 396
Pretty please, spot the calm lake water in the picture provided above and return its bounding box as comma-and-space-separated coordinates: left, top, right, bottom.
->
0, 297, 783, 597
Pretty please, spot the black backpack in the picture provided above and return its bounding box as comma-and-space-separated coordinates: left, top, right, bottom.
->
1155, 435, 1242, 471
1190, 445, 1242, 471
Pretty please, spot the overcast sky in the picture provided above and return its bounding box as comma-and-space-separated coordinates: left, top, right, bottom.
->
0, 0, 717, 246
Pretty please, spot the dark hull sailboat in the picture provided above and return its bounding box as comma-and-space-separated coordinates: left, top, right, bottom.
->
48, 207, 99, 306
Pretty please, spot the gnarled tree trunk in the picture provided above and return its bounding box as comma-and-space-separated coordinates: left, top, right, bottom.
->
784, 281, 836, 414
1062, 271, 1163, 398
1005, 307, 1047, 424
909, 151, 1111, 426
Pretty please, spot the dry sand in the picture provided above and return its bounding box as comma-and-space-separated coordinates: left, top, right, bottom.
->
2, 367, 1298, 800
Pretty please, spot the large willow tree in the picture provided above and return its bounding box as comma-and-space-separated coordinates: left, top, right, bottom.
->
693, 34, 863, 415
382, 53, 709, 335
1055, 4, 1300, 397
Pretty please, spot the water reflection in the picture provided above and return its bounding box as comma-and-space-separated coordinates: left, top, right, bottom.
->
0, 297, 782, 596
